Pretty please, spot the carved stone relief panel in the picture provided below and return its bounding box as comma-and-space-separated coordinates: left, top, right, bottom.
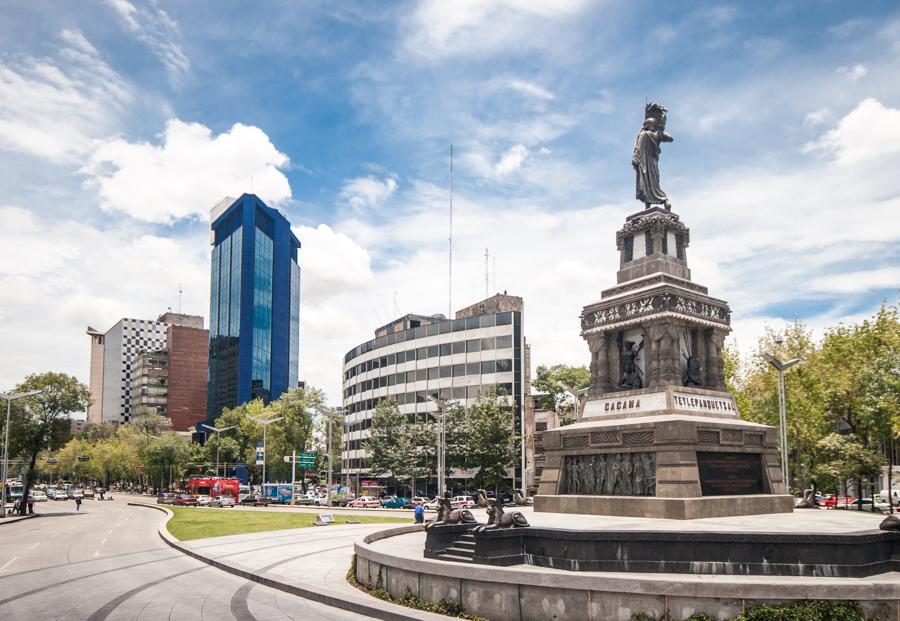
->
562, 434, 589, 449
561, 452, 656, 496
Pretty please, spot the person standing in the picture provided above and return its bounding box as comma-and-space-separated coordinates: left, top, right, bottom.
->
414, 502, 425, 524
75, 496, 82, 511
27, 495, 34, 515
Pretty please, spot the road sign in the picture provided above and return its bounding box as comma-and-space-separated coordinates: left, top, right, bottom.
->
255, 442, 264, 465
284, 451, 316, 467
46, 458, 58, 465
77, 455, 90, 462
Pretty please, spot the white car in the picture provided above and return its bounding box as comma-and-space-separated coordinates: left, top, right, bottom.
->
53, 490, 68, 501
452, 495, 472, 508
210, 495, 234, 508
31, 491, 48, 502
195, 495, 211, 507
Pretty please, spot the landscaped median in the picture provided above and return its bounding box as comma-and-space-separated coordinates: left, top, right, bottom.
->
165, 505, 410, 540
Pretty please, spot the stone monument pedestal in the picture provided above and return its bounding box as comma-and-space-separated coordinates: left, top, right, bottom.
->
535, 387, 792, 519
534, 206, 793, 519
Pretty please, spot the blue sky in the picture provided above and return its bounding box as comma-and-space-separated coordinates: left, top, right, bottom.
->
1, 1, 898, 403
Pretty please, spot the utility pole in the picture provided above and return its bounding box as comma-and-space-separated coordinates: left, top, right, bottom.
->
290, 449, 297, 506
248, 415, 283, 486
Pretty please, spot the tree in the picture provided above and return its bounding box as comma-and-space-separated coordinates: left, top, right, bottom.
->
7, 372, 90, 514
531, 364, 589, 424
144, 433, 191, 492
456, 388, 519, 492
364, 398, 417, 491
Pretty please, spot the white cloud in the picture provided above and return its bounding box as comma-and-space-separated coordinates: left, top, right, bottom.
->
339, 175, 398, 211
804, 98, 900, 166
403, 0, 589, 60
0, 207, 209, 391
83, 119, 292, 223
806, 268, 900, 295
837, 63, 868, 82
106, 0, 189, 84
494, 144, 529, 175
0, 29, 130, 162
803, 108, 831, 127
508, 80, 556, 101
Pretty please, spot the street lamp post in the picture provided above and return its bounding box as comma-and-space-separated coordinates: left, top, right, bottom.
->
315, 405, 344, 507
762, 352, 799, 492
425, 395, 458, 498
248, 416, 283, 486
1, 390, 42, 517
200, 423, 236, 479
558, 382, 589, 422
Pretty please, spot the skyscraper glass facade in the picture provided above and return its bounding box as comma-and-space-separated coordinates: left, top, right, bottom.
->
207, 194, 301, 424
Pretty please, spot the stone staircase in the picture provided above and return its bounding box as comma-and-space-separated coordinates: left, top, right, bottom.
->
434, 531, 476, 563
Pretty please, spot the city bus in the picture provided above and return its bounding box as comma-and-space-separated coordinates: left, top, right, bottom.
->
185, 477, 240, 499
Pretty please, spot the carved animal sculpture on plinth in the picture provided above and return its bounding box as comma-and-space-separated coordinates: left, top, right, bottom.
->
425, 497, 477, 529
476, 499, 529, 530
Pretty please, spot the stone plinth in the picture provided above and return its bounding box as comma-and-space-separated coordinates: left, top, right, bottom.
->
535, 387, 791, 519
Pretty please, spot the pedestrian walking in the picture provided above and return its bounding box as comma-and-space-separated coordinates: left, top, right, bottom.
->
75, 497, 82, 511
27, 495, 34, 514
414, 503, 425, 524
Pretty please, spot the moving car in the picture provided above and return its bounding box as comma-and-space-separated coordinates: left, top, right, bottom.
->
157, 493, 176, 505
53, 490, 68, 501
405, 496, 428, 509
71, 489, 84, 499
452, 495, 472, 508
424, 497, 459, 511
348, 496, 381, 508
82, 488, 94, 498
195, 495, 211, 507
30, 491, 48, 502
173, 494, 199, 506
838, 498, 888, 512
239, 495, 271, 507
210, 495, 235, 508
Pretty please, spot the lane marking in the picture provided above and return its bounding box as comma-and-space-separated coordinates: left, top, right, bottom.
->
101, 538, 107, 544
0, 557, 16, 572
107, 529, 114, 534
93, 550, 100, 557
29, 542, 40, 550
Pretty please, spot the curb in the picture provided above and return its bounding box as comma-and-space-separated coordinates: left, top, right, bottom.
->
0, 512, 38, 525
127, 502, 446, 621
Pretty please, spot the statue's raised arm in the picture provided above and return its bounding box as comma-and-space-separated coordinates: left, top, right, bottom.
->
632, 102, 673, 210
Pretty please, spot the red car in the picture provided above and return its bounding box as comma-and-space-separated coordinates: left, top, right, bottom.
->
173, 494, 199, 506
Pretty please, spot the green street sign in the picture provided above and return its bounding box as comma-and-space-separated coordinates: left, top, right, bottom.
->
296, 451, 316, 468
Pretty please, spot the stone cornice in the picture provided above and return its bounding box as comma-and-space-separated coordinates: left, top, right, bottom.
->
581, 290, 731, 334
616, 210, 690, 250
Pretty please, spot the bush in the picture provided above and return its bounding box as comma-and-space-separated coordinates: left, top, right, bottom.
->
736, 601, 866, 621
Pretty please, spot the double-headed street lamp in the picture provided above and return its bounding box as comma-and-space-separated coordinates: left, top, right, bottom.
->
200, 423, 236, 478
425, 395, 459, 498
314, 405, 344, 507
1, 389, 42, 517
559, 382, 589, 422
248, 415, 282, 486
761, 351, 799, 491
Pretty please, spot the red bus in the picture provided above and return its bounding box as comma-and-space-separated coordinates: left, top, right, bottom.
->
186, 477, 240, 499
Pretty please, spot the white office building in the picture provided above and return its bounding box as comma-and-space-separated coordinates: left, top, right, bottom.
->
340, 293, 526, 490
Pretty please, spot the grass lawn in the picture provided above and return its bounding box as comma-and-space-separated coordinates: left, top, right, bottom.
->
165, 506, 412, 541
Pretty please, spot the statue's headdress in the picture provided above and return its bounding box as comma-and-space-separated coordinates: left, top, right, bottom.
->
645, 102, 667, 130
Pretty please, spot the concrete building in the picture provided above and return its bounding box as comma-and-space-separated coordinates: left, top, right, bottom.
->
341, 293, 526, 490
206, 194, 301, 424
166, 322, 209, 432
523, 393, 561, 495
86, 312, 206, 428
131, 350, 169, 416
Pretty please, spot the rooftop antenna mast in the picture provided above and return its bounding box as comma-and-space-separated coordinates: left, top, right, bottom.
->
178, 283, 183, 313
484, 247, 489, 299
448, 144, 453, 318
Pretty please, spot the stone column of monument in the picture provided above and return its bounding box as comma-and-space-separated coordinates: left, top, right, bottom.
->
534, 103, 792, 519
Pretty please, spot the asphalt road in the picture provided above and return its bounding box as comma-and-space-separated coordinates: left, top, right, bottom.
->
0, 499, 373, 620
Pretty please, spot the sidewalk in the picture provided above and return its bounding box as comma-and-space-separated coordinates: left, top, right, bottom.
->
131, 502, 447, 621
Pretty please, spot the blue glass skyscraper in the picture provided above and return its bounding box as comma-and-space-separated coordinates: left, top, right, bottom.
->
206, 194, 300, 424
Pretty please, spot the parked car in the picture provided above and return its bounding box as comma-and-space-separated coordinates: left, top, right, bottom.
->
403, 496, 428, 509
452, 495, 472, 508
30, 491, 48, 502
379, 496, 408, 509
82, 488, 94, 498
424, 497, 460, 511
195, 495, 211, 507
239, 495, 271, 507
53, 490, 68, 501
157, 493, 176, 505
71, 489, 84, 499
210, 495, 235, 508
838, 498, 888, 512
173, 494, 198, 506
348, 496, 381, 508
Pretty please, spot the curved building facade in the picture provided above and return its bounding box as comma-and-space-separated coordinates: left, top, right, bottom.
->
341, 294, 526, 490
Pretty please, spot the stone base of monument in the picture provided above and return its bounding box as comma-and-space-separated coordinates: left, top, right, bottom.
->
534, 386, 793, 519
